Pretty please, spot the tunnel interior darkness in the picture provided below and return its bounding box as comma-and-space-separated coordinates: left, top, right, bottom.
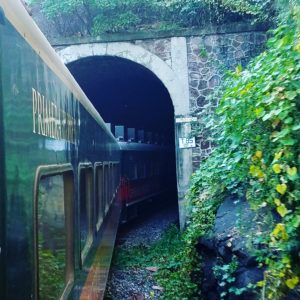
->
67, 56, 178, 201
68, 56, 174, 143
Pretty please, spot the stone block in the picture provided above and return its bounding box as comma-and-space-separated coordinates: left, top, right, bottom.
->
234, 50, 245, 59
236, 35, 245, 43
190, 87, 200, 99
202, 88, 213, 97
190, 72, 201, 80
198, 80, 208, 90
255, 33, 267, 44
190, 79, 199, 88
204, 35, 219, 47
197, 96, 208, 108
201, 67, 210, 75
232, 39, 241, 48
201, 140, 210, 150
189, 62, 202, 71
208, 75, 220, 88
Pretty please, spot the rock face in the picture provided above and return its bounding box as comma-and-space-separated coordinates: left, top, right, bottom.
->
197, 196, 264, 299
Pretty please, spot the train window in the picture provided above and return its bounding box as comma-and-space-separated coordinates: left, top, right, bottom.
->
134, 163, 138, 179
114, 162, 120, 194
79, 167, 93, 264
126, 154, 137, 180
103, 163, 109, 214
137, 160, 142, 178
150, 161, 154, 177
141, 161, 146, 178
95, 164, 103, 231
36, 169, 74, 300
111, 163, 115, 198
145, 161, 151, 177
109, 162, 114, 204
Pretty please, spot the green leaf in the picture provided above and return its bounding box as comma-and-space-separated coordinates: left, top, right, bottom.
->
292, 124, 300, 131
285, 91, 297, 100
280, 137, 296, 145
277, 204, 288, 217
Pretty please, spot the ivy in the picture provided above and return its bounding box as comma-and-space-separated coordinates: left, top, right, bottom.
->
28, 0, 282, 36
188, 3, 300, 299
112, 225, 200, 299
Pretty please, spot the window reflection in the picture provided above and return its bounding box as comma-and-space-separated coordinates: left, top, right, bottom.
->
80, 168, 93, 263
38, 175, 66, 300
96, 166, 103, 230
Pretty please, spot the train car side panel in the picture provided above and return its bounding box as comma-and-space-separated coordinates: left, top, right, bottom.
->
0, 21, 6, 300
0, 3, 121, 299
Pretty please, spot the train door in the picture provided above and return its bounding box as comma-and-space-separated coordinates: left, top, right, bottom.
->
34, 165, 74, 300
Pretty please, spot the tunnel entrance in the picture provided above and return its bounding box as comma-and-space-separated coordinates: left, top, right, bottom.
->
67, 56, 178, 206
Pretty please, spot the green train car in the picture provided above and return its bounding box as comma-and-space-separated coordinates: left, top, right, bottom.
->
0, 1, 122, 299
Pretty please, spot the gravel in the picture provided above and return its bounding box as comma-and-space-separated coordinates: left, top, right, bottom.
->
105, 205, 179, 300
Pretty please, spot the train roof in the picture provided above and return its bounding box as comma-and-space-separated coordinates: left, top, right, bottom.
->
118, 141, 168, 152
0, 0, 116, 142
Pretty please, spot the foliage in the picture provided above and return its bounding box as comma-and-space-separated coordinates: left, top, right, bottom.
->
114, 225, 181, 268
113, 225, 200, 299
213, 255, 256, 298
214, 256, 238, 298
28, 0, 283, 36
39, 244, 65, 300
92, 0, 160, 34
159, 0, 273, 26
188, 4, 300, 299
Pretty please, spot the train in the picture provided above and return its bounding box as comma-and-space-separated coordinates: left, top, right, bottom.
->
112, 126, 171, 222
0, 1, 172, 300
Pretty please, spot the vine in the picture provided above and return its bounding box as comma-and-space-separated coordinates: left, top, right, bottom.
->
188, 3, 300, 299
27, 0, 280, 36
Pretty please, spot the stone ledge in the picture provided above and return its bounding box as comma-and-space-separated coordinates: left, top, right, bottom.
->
51, 22, 269, 47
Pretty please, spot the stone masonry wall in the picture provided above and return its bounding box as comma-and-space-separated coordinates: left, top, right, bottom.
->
52, 27, 267, 173
53, 26, 268, 228
134, 31, 267, 171
186, 32, 267, 170
135, 39, 172, 67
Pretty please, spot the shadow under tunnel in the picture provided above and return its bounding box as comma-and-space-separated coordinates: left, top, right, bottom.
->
67, 56, 178, 210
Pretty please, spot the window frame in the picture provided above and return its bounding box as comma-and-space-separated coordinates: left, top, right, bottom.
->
33, 164, 74, 300
103, 162, 110, 214
94, 162, 104, 232
113, 161, 120, 197
78, 163, 93, 267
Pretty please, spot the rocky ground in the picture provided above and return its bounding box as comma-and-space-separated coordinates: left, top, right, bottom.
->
104, 205, 179, 300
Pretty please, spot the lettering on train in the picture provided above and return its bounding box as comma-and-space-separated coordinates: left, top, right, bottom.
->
32, 88, 76, 144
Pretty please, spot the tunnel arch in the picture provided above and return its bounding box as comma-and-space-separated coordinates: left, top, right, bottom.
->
56, 41, 193, 228
56, 42, 189, 115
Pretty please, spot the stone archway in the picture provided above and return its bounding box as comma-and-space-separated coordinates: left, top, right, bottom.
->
57, 41, 189, 115
57, 41, 192, 227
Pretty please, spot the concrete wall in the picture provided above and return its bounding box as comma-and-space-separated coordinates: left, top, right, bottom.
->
55, 25, 267, 227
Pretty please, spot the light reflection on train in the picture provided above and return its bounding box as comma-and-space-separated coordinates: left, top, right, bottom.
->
0, 1, 174, 300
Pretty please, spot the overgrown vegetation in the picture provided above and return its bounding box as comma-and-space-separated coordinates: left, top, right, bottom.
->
113, 225, 199, 299
116, 4, 300, 297
185, 2, 300, 299
27, 1, 300, 298
27, 0, 280, 36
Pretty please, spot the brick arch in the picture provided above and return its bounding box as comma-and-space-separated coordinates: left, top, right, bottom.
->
56, 42, 189, 115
